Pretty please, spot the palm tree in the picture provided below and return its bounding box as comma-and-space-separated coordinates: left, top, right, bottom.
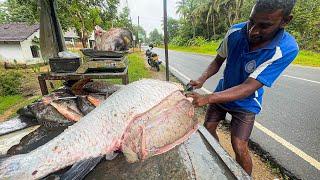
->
193, 0, 221, 39
176, 0, 199, 38
220, 0, 244, 26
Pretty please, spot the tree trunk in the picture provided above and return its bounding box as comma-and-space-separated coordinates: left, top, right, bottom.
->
234, 0, 244, 22
191, 17, 196, 38
212, 14, 216, 38
81, 31, 88, 48
81, 37, 88, 48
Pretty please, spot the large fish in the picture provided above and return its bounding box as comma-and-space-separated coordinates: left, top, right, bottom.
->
0, 79, 198, 179
94, 26, 133, 51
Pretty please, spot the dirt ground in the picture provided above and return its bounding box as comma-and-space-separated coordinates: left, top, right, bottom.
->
0, 65, 62, 122
143, 53, 282, 180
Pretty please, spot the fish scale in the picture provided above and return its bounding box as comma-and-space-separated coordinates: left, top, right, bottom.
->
0, 79, 197, 179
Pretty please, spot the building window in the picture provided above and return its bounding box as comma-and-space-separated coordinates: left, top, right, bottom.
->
30, 45, 40, 58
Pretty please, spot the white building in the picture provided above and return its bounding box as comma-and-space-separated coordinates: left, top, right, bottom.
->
64, 28, 80, 47
0, 23, 42, 65
64, 28, 95, 49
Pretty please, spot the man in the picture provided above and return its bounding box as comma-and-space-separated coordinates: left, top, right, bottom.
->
187, 0, 298, 175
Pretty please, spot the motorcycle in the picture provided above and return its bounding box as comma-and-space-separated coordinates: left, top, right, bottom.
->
145, 44, 161, 72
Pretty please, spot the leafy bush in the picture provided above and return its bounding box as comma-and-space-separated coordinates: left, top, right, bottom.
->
170, 36, 189, 46
186, 37, 207, 47
0, 71, 23, 96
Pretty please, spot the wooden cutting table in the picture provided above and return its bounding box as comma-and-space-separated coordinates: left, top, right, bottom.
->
38, 67, 129, 95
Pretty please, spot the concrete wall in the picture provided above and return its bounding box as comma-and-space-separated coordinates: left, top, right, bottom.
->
0, 30, 43, 64
20, 30, 43, 64
0, 41, 24, 62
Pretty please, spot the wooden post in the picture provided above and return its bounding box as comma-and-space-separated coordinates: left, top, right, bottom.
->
38, 75, 49, 95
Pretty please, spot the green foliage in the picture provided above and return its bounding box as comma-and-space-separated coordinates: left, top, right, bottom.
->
0, 71, 23, 96
1, 0, 39, 24
173, 0, 320, 53
148, 29, 163, 46
287, 0, 320, 51
186, 37, 207, 46
0, 95, 23, 114
31, 64, 41, 73
170, 36, 189, 46
132, 25, 147, 44
166, 18, 180, 41
114, 6, 132, 29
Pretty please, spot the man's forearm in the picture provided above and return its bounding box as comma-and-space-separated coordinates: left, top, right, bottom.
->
208, 78, 263, 104
198, 55, 225, 82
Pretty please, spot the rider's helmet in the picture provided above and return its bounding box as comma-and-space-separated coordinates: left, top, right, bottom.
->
148, 44, 154, 49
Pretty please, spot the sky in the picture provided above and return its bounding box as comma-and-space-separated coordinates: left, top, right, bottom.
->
119, 0, 180, 35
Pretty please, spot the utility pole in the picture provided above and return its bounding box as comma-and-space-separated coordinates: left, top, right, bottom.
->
138, 16, 141, 52
163, 0, 169, 81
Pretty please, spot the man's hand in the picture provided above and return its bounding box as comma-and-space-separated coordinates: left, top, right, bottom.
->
189, 80, 205, 89
186, 92, 210, 107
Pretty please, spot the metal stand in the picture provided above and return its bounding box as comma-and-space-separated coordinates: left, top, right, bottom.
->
38, 67, 129, 95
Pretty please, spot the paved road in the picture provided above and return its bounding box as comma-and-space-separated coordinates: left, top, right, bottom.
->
151, 47, 320, 179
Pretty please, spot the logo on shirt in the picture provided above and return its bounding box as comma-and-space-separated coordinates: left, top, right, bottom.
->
245, 60, 256, 73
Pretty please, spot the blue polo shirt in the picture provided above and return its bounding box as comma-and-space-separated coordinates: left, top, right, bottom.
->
215, 22, 299, 114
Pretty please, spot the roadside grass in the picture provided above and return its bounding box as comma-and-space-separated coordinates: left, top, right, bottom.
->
7, 96, 41, 119
162, 41, 220, 56
163, 44, 320, 67
0, 95, 23, 114
294, 50, 320, 67
127, 52, 152, 81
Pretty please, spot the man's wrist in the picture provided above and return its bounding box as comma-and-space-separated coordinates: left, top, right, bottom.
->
208, 93, 219, 104
197, 77, 207, 84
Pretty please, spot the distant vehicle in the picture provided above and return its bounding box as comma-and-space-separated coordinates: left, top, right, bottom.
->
145, 44, 161, 71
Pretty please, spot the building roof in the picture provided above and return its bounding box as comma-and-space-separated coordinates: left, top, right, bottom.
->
0, 22, 40, 42
64, 28, 79, 38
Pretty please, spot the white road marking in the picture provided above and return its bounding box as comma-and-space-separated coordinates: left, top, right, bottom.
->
283, 75, 320, 84
254, 122, 320, 171
168, 64, 320, 170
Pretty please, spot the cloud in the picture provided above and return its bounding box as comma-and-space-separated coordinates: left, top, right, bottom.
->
119, 0, 179, 35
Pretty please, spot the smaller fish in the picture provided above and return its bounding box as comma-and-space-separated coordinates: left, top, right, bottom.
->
50, 102, 83, 122
0, 117, 37, 136
87, 95, 105, 107
28, 101, 71, 128
41, 95, 83, 122
71, 78, 92, 95
0, 126, 40, 155
77, 96, 96, 115
7, 126, 66, 156
83, 81, 124, 95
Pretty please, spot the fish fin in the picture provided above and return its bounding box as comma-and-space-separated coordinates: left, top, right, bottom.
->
59, 156, 103, 180
105, 152, 119, 161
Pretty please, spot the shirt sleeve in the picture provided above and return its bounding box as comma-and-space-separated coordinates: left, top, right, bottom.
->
217, 35, 228, 58
249, 47, 299, 87
217, 27, 243, 58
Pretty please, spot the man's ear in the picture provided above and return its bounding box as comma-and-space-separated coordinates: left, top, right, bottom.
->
280, 15, 293, 28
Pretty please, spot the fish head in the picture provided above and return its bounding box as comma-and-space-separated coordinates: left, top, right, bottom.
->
121, 91, 198, 163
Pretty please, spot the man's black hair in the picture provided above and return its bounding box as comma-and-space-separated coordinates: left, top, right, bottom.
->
255, 0, 297, 16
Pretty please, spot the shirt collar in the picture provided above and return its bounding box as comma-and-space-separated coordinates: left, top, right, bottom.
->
241, 22, 284, 50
